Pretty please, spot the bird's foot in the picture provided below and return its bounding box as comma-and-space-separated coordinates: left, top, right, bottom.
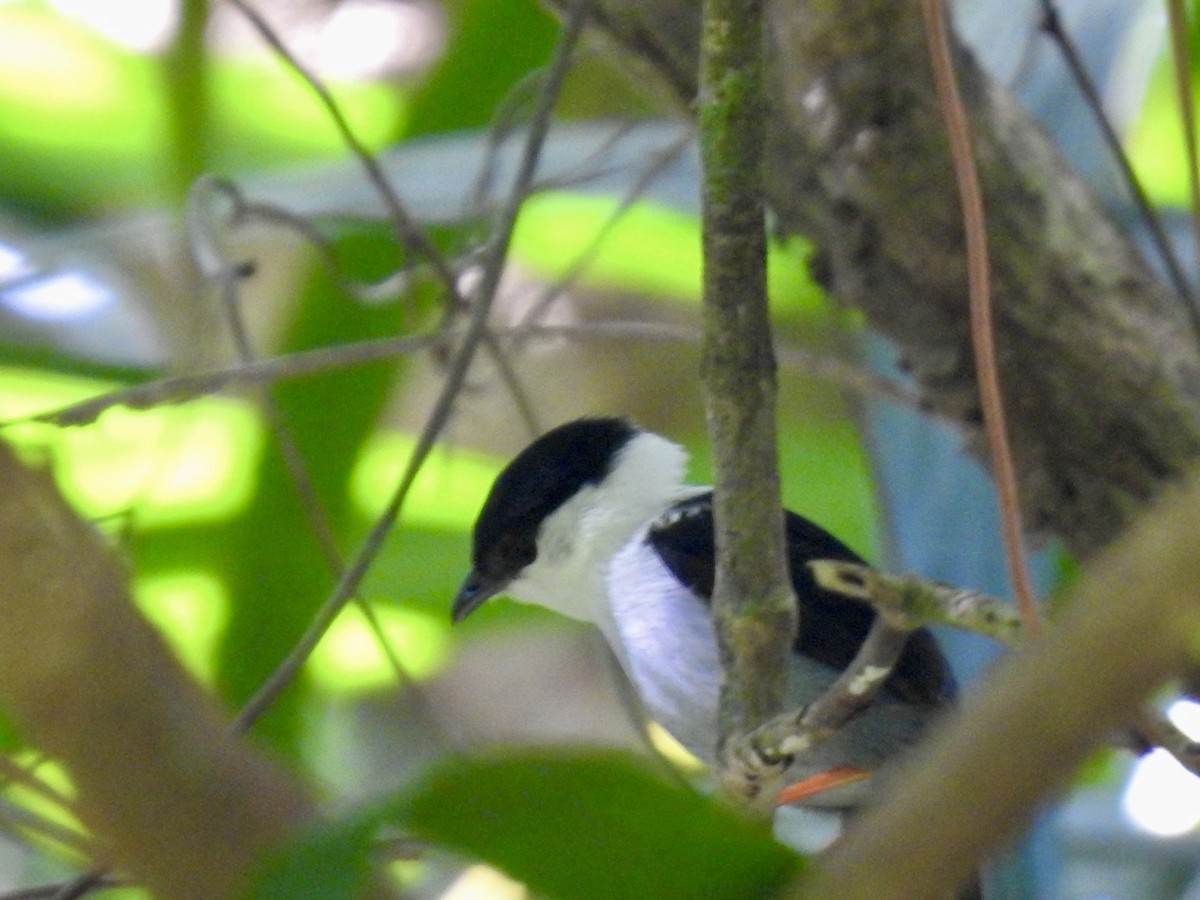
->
718, 719, 799, 811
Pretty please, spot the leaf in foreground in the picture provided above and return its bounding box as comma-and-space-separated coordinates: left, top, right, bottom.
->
250, 749, 803, 900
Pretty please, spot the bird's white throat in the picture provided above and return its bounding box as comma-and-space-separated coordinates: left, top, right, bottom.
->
503, 430, 697, 623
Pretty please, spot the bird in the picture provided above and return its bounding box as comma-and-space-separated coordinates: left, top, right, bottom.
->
452, 416, 955, 814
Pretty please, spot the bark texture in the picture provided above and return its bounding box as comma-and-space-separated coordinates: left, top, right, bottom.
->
699, 0, 798, 760
560, 0, 1200, 558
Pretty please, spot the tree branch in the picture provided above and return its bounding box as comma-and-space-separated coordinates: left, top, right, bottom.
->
794, 470, 1200, 899
0, 441, 314, 900
698, 0, 798, 811
810, 561, 1022, 642
548, 0, 1200, 560
721, 615, 915, 807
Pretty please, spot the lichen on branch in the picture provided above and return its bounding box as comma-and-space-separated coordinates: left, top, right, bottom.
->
698, 0, 798, 800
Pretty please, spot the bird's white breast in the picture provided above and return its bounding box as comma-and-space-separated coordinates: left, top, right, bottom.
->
604, 532, 725, 763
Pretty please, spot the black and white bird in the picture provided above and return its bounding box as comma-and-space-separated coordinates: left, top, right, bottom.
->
452, 417, 954, 813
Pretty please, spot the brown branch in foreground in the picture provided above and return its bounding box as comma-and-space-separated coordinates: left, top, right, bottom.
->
0, 440, 314, 900
794, 471, 1200, 899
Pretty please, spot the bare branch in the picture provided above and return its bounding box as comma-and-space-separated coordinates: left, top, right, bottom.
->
810, 561, 1022, 643
0, 441, 315, 900
10, 322, 921, 436
795, 471, 1200, 898
720, 617, 915, 805
698, 0, 797, 813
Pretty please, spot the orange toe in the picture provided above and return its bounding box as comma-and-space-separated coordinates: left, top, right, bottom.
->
776, 767, 871, 806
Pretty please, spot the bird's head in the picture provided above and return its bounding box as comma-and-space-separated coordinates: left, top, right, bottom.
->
453, 417, 690, 624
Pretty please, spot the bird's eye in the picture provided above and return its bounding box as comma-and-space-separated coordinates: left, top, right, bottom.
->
496, 532, 536, 570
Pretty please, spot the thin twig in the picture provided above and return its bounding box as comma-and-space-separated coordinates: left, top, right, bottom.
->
811, 560, 1200, 779
12, 322, 923, 430
921, 0, 1042, 635
1037, 0, 1198, 330
223, 0, 541, 435
191, 218, 420, 733
192, 176, 420, 305
809, 560, 1022, 642
232, 0, 591, 730
514, 128, 694, 334
15, 333, 434, 427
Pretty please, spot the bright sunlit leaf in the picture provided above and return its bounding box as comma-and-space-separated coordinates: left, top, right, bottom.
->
0, 365, 113, 420
2, 752, 87, 861
307, 603, 450, 691
1127, 53, 1192, 207
350, 431, 503, 530
54, 397, 262, 526
0, 367, 262, 526
0, 7, 138, 128
210, 58, 405, 161
49, 0, 180, 53
134, 571, 228, 683
0, 4, 405, 208
511, 192, 825, 313
441, 865, 528, 900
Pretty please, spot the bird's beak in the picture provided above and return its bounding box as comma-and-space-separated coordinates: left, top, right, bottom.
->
452, 570, 505, 623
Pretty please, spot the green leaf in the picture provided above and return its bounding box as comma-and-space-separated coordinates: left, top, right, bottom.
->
248, 817, 377, 900
391, 749, 802, 900
250, 750, 802, 900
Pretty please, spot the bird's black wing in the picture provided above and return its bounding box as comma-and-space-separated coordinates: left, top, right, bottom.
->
646, 493, 953, 704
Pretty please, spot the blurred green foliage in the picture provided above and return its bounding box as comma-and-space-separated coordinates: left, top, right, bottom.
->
0, 0, 902, 890
0, 4, 405, 215
0, 0, 869, 755
252, 750, 803, 900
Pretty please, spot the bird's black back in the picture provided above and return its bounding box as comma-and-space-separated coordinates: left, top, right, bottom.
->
646, 493, 953, 705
